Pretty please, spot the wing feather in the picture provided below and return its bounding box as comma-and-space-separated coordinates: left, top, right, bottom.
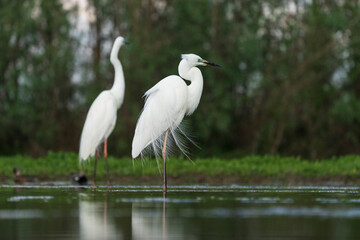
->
79, 91, 117, 161
132, 76, 187, 158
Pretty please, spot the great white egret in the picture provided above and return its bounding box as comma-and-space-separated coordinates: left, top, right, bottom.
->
79, 36, 128, 187
132, 54, 219, 193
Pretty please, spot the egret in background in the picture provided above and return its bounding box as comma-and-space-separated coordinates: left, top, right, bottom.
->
132, 54, 219, 194
79, 36, 128, 187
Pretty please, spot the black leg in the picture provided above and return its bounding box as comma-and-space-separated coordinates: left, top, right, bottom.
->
162, 130, 169, 195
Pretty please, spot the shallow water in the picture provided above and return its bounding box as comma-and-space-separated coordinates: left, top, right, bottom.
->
1, 184, 360, 240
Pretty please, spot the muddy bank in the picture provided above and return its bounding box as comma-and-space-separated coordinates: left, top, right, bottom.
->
2, 173, 360, 186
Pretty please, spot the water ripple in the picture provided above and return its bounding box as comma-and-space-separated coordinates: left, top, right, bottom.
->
0, 210, 44, 219
7, 196, 54, 202
179, 207, 360, 218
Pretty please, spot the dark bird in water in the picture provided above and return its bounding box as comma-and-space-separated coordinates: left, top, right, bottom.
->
13, 168, 37, 184
70, 172, 88, 185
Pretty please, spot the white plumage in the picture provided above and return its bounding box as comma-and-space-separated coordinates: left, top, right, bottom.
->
131, 53, 219, 193
131, 75, 188, 158
79, 91, 118, 160
79, 36, 128, 186
79, 36, 127, 161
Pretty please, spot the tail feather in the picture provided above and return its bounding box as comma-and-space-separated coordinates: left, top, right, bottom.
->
132, 120, 196, 160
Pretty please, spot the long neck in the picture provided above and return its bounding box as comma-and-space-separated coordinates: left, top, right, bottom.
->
178, 60, 204, 115
110, 44, 125, 109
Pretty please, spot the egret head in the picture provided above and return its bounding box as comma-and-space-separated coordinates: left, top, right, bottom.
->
181, 54, 220, 67
114, 36, 130, 47
110, 36, 129, 63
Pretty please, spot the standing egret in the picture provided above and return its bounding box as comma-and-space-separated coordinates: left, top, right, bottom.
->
79, 36, 128, 187
132, 54, 219, 193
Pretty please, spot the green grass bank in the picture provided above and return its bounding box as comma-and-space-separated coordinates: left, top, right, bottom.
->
1, 152, 360, 185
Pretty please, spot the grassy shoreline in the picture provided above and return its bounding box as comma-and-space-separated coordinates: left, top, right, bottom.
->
1, 152, 360, 185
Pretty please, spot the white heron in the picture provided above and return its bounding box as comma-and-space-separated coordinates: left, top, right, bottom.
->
79, 36, 128, 187
131, 54, 219, 193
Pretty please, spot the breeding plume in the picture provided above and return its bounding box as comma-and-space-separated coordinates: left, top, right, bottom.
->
132, 54, 219, 194
79, 36, 128, 187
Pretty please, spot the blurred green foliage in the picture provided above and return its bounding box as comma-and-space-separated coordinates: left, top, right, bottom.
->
1, 0, 360, 159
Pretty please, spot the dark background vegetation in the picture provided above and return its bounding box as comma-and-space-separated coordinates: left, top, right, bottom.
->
1, 0, 360, 159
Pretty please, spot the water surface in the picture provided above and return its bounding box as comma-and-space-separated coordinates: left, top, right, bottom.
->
1, 184, 360, 240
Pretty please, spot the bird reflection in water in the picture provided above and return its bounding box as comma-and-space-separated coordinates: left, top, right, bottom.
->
78, 192, 180, 240
131, 195, 168, 240
163, 194, 167, 240
78, 193, 119, 240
